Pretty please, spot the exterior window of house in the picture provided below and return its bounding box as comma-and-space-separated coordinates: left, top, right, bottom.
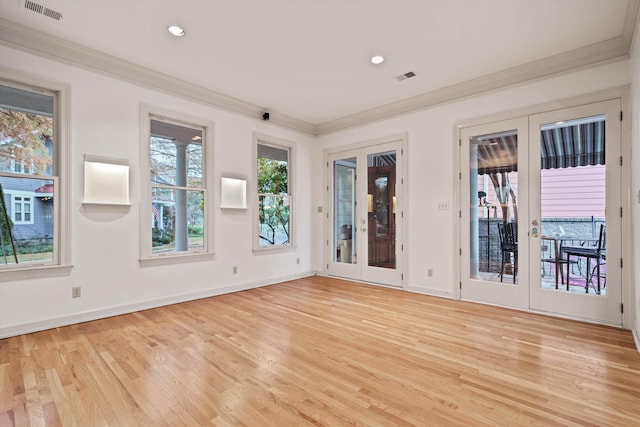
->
255, 138, 293, 250
0, 78, 66, 273
12, 195, 34, 224
140, 109, 214, 263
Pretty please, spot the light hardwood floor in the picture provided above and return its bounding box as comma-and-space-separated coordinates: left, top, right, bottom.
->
1, 276, 639, 426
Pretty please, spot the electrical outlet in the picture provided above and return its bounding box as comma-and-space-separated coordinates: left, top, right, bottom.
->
296, 258, 300, 264
232, 266, 238, 274
72, 287, 81, 298
427, 268, 433, 277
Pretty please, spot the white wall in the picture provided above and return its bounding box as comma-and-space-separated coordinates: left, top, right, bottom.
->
0, 46, 315, 337
1, 45, 637, 338
630, 23, 640, 339
314, 60, 632, 302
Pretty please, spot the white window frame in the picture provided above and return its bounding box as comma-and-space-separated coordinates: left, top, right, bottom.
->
9, 191, 35, 224
253, 133, 295, 253
139, 105, 215, 266
0, 70, 71, 280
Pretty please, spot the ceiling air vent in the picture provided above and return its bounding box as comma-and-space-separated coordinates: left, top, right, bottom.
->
24, 0, 63, 21
396, 71, 417, 82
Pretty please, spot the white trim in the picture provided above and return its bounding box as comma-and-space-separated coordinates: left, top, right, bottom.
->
139, 104, 215, 263
0, 271, 316, 339
322, 134, 407, 288
0, 263, 72, 282
455, 88, 634, 328
406, 285, 456, 299
1, 0, 637, 136
253, 133, 296, 252
0, 18, 316, 135
0, 69, 71, 275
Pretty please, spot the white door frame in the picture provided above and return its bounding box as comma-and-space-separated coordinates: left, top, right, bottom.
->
455, 88, 632, 327
323, 134, 408, 289
458, 117, 530, 309
528, 99, 623, 325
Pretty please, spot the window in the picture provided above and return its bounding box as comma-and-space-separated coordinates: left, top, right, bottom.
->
11, 193, 34, 224
255, 137, 293, 250
140, 107, 214, 263
0, 77, 68, 275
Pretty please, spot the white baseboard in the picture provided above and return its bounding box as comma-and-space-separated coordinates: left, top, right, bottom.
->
405, 285, 456, 299
633, 323, 640, 353
0, 272, 315, 339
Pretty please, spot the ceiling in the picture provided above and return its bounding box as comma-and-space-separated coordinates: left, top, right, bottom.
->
0, 0, 638, 135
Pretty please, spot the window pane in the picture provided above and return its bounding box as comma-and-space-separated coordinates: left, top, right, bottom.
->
367, 151, 396, 269
258, 195, 290, 246
334, 158, 356, 263
151, 188, 204, 254
258, 144, 288, 195
150, 119, 203, 188
0, 85, 54, 177
470, 130, 519, 284
0, 177, 54, 264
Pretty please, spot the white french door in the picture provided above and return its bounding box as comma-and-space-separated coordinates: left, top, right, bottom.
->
326, 139, 404, 287
460, 117, 530, 309
460, 99, 623, 325
528, 99, 622, 325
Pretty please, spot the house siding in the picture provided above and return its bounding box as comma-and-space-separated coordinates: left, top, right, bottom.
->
0, 176, 53, 240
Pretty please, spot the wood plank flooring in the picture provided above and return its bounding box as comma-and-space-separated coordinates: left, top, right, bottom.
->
1, 276, 639, 426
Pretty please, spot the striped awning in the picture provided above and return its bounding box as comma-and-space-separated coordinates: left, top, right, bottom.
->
540, 120, 605, 169
476, 134, 518, 175
475, 119, 605, 175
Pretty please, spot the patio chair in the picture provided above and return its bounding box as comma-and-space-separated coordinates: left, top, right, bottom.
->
540, 237, 576, 289
561, 224, 606, 294
498, 222, 517, 283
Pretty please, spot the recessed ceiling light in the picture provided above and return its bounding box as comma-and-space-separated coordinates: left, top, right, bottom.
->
371, 55, 384, 65
168, 25, 185, 37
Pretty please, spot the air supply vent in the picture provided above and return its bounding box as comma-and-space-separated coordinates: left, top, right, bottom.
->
396, 71, 417, 82
24, 0, 63, 21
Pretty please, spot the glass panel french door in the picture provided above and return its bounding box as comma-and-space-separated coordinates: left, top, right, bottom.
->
529, 99, 622, 325
460, 118, 529, 309
327, 141, 403, 287
460, 99, 622, 325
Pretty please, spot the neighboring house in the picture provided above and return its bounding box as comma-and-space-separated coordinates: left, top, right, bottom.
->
0, 176, 53, 241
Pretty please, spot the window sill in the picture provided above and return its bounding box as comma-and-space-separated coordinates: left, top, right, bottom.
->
139, 251, 215, 267
252, 245, 297, 255
0, 264, 73, 282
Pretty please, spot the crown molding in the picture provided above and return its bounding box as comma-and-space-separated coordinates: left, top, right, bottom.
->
1, 0, 638, 138
316, 0, 639, 135
0, 18, 317, 136
316, 36, 630, 135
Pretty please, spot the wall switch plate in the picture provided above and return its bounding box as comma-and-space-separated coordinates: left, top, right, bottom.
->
72, 287, 81, 298
437, 202, 449, 210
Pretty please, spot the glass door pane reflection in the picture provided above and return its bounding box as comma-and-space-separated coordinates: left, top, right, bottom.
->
469, 130, 519, 284
367, 151, 396, 269
333, 158, 356, 264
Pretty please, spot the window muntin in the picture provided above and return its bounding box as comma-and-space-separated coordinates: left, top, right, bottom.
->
0, 82, 59, 268
147, 117, 207, 257
257, 142, 292, 248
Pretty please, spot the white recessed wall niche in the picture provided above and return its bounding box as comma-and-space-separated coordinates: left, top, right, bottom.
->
83, 155, 130, 206
220, 176, 247, 209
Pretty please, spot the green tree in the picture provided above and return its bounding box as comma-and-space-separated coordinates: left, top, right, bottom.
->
0, 108, 53, 174
258, 158, 289, 245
